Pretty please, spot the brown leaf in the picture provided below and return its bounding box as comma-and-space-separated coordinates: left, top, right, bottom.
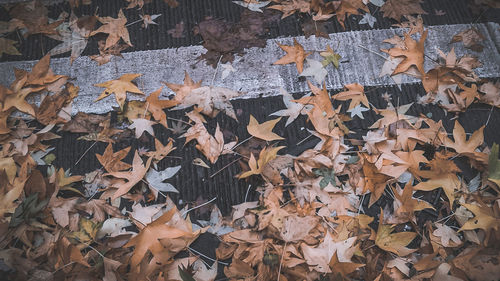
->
106, 151, 152, 200
380, 0, 427, 21
90, 9, 132, 50
247, 115, 284, 141
96, 143, 131, 172
383, 29, 428, 75
335, 0, 369, 28
94, 73, 144, 110
375, 211, 417, 256
145, 86, 178, 127
273, 38, 311, 74
331, 83, 369, 110
450, 28, 485, 52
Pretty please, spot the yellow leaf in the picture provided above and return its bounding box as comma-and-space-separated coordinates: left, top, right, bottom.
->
375, 211, 417, 256
94, 73, 144, 110
247, 115, 284, 141
239, 146, 285, 178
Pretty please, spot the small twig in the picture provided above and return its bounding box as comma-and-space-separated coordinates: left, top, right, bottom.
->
74, 141, 97, 167
188, 247, 229, 266
167, 117, 192, 126
211, 55, 223, 86
357, 44, 387, 60
51, 262, 76, 275
485, 105, 494, 127
141, 179, 169, 199
244, 184, 252, 202
125, 19, 142, 27
210, 157, 242, 178
295, 132, 314, 146
277, 241, 287, 281
231, 136, 253, 151
182, 197, 217, 216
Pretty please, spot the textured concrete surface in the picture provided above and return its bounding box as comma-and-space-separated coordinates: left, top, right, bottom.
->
0, 22, 498, 114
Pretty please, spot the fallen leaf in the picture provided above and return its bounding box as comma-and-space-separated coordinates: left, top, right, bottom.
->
383, 29, 428, 75
301, 232, 357, 272
90, 9, 132, 50
0, 38, 21, 57
94, 73, 144, 110
300, 58, 328, 84
239, 146, 285, 178
233, 0, 270, 12
320, 45, 342, 68
178, 86, 243, 120
380, 0, 427, 21
145, 166, 181, 195
375, 211, 417, 256
128, 118, 156, 138
331, 83, 369, 110
247, 115, 284, 141
270, 88, 311, 126
273, 38, 311, 74
145, 87, 179, 127
450, 28, 485, 52
335, 0, 369, 28
433, 223, 462, 247
106, 151, 152, 200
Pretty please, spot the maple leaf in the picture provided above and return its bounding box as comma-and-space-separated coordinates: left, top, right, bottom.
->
444, 120, 484, 155
362, 160, 391, 207
302, 18, 329, 39
49, 14, 97, 64
268, 0, 310, 19
90, 9, 132, 50
128, 118, 156, 138
301, 232, 357, 273
300, 58, 328, 84
239, 146, 285, 178
178, 86, 243, 120
233, 0, 270, 12
94, 73, 144, 110
273, 38, 311, 74
329, 252, 365, 279
145, 166, 181, 196
124, 207, 197, 269
320, 45, 342, 68
89, 39, 130, 66
383, 30, 428, 75
386, 182, 434, 224
450, 28, 485, 52
332, 83, 369, 111
9, 1, 63, 36
247, 115, 284, 141
459, 202, 500, 233
0, 173, 26, 219
414, 173, 460, 204
182, 111, 225, 164
335, 0, 369, 28
380, 0, 427, 21
1, 74, 44, 116
347, 104, 369, 119
479, 81, 500, 108
433, 223, 461, 247
0, 38, 21, 57
145, 138, 175, 163
375, 211, 417, 256
163, 71, 203, 103
270, 88, 311, 126
96, 143, 131, 172
359, 12, 377, 28
106, 151, 152, 200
